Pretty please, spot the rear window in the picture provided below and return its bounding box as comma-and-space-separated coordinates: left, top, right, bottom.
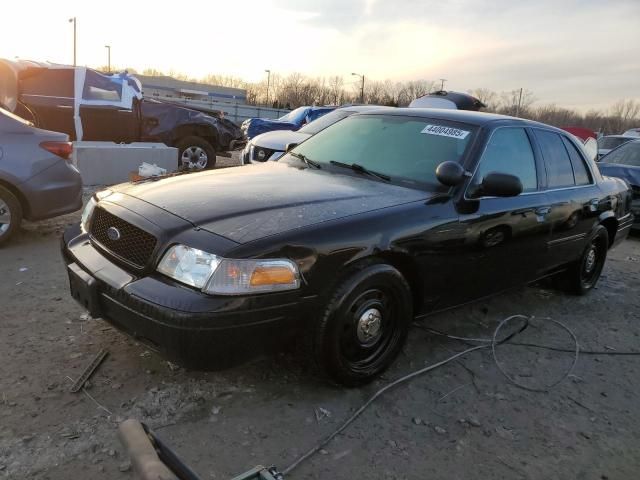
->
0, 106, 32, 127
534, 129, 575, 188
598, 136, 634, 150
601, 141, 640, 167
20, 69, 74, 98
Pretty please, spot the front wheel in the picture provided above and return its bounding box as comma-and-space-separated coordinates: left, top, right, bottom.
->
306, 262, 413, 387
555, 225, 608, 295
176, 136, 216, 170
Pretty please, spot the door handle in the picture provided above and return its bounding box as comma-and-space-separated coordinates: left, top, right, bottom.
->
535, 206, 551, 216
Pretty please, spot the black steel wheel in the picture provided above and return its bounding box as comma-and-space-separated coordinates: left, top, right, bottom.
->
555, 225, 608, 295
307, 261, 412, 386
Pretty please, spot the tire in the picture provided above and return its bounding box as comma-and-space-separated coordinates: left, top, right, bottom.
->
306, 261, 413, 387
555, 225, 609, 295
176, 136, 216, 170
0, 185, 22, 247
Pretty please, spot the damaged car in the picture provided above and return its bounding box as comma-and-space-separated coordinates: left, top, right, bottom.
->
62, 109, 633, 386
241, 105, 336, 140
598, 139, 640, 230
0, 59, 243, 169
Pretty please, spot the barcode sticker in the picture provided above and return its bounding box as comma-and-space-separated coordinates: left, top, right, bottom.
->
421, 124, 470, 139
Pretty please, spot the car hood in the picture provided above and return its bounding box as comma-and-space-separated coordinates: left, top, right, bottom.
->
113, 162, 431, 244
250, 130, 311, 150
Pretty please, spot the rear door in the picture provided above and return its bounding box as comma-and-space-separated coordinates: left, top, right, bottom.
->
531, 129, 601, 272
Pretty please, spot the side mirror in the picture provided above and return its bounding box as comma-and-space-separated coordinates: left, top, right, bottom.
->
476, 172, 523, 197
285, 143, 298, 153
436, 161, 467, 186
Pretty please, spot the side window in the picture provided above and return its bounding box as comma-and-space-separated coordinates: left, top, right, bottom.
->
561, 137, 592, 185
534, 130, 575, 188
472, 127, 537, 192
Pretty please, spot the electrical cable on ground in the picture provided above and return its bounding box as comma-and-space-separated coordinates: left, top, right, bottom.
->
416, 324, 640, 355
283, 314, 537, 475
282, 313, 640, 476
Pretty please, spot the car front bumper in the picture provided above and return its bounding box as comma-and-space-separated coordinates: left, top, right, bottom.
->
61, 225, 316, 369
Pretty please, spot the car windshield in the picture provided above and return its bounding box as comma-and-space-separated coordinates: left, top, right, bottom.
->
298, 109, 353, 135
598, 136, 633, 150
278, 107, 309, 124
285, 114, 476, 188
600, 141, 640, 167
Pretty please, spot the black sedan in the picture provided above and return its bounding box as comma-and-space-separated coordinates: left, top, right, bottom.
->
62, 109, 633, 386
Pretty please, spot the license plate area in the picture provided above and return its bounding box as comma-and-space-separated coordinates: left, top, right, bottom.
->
68, 263, 102, 317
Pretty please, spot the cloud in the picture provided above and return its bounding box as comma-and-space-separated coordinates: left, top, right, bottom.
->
272, 0, 640, 110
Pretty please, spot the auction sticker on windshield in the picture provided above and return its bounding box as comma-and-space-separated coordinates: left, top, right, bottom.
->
421, 124, 470, 139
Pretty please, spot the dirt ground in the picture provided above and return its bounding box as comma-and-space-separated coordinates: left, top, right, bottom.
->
2, 155, 640, 479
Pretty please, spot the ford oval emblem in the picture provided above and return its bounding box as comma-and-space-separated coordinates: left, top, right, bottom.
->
107, 226, 121, 241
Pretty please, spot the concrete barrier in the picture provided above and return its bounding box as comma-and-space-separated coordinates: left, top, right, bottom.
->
72, 142, 178, 186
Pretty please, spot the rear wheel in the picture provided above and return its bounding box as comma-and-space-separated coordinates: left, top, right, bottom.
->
555, 225, 608, 295
306, 262, 412, 386
176, 136, 216, 170
0, 186, 22, 247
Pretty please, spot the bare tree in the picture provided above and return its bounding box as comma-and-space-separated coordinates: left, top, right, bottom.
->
329, 76, 344, 105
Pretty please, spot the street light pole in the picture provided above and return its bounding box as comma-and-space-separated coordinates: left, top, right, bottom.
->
265, 69, 271, 107
351, 73, 365, 103
439, 78, 447, 91
68, 17, 77, 66
105, 45, 111, 72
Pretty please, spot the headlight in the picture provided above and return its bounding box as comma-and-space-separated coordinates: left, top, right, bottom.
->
157, 244, 300, 295
157, 245, 221, 289
81, 189, 113, 232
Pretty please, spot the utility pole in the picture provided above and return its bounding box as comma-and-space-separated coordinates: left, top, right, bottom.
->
265, 69, 271, 106
352, 73, 365, 103
105, 45, 111, 72
439, 78, 447, 91
68, 17, 77, 66
515, 87, 523, 117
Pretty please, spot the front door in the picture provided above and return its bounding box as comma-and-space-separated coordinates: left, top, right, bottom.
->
442, 126, 552, 307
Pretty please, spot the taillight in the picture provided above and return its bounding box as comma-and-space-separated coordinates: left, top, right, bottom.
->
40, 141, 73, 161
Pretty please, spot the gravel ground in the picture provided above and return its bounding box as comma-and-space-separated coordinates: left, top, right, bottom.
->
1, 158, 640, 479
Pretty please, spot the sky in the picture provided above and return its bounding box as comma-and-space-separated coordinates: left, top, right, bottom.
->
2, 0, 638, 111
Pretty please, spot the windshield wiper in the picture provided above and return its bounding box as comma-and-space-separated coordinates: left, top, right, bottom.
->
289, 151, 322, 169
329, 161, 390, 181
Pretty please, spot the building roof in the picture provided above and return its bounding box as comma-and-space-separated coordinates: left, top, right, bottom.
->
135, 74, 246, 100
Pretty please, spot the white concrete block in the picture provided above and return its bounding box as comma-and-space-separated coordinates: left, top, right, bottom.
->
72, 142, 178, 186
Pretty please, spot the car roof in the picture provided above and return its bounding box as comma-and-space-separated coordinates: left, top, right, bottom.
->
601, 134, 635, 139
350, 107, 566, 131
339, 105, 394, 113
